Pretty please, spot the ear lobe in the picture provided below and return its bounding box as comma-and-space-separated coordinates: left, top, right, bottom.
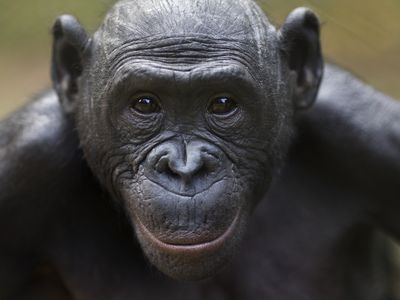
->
279, 8, 323, 110
52, 15, 90, 114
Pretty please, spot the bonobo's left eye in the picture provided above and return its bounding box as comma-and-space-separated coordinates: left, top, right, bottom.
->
131, 96, 161, 114
208, 96, 238, 115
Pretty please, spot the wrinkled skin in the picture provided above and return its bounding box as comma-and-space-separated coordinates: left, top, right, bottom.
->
1, 0, 400, 299
51, 0, 322, 280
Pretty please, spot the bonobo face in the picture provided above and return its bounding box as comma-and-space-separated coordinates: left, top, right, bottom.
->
85, 55, 283, 280
52, 0, 322, 281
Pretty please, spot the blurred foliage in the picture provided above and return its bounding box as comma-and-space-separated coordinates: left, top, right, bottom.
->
0, 0, 113, 50
0, 0, 399, 117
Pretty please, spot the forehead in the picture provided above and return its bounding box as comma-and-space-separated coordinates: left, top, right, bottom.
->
100, 0, 271, 39
105, 36, 261, 79
92, 0, 279, 82
96, 0, 275, 52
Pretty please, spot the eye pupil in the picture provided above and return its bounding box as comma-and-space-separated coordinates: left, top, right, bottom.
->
132, 97, 160, 114
208, 97, 237, 115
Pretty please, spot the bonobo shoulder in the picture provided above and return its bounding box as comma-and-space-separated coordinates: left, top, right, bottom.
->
295, 63, 400, 205
0, 91, 96, 255
1, 91, 74, 163
1, 91, 62, 144
298, 63, 400, 148
317, 63, 398, 110
0, 90, 84, 205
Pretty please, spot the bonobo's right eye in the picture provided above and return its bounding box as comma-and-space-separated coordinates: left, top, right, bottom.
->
130, 96, 161, 114
208, 96, 238, 116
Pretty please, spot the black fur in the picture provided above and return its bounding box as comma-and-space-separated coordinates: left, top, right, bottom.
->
0, 0, 399, 299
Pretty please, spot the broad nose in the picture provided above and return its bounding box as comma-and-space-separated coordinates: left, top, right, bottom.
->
147, 140, 220, 184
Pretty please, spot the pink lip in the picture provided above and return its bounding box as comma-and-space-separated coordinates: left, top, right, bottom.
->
135, 211, 241, 255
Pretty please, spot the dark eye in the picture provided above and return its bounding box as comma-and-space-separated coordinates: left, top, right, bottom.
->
208, 97, 238, 115
131, 97, 161, 114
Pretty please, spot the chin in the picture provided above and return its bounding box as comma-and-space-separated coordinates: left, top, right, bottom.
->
133, 207, 248, 281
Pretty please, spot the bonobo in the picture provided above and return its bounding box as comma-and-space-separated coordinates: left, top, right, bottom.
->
0, 0, 399, 299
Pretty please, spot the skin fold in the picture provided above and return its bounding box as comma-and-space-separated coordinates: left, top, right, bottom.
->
0, 0, 399, 299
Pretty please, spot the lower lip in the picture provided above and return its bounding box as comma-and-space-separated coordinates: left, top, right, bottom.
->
135, 212, 241, 255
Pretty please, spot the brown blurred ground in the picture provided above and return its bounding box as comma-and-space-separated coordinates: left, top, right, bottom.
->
0, 0, 399, 118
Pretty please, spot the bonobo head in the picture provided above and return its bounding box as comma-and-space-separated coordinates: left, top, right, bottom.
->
51, 0, 322, 280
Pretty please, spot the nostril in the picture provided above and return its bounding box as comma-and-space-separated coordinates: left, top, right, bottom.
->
154, 154, 169, 173
147, 141, 223, 184
165, 161, 183, 179
168, 160, 205, 183
152, 154, 186, 180
164, 166, 182, 180
201, 152, 220, 173
155, 156, 181, 179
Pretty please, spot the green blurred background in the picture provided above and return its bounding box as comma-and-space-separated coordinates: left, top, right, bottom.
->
0, 0, 399, 118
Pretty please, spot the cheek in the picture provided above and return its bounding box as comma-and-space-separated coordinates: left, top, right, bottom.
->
78, 135, 140, 196
230, 149, 274, 210
114, 113, 163, 142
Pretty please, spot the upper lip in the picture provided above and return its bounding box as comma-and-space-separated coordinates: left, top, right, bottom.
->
145, 175, 227, 197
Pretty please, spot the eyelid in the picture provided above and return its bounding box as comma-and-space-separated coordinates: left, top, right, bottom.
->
132, 91, 160, 99
131, 92, 162, 106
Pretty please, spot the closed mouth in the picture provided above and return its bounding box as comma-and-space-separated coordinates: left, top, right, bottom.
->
135, 210, 241, 255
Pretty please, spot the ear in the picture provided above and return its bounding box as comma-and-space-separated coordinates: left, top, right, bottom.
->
279, 8, 323, 110
52, 15, 90, 114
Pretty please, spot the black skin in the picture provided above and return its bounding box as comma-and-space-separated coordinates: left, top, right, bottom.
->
0, 0, 399, 299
